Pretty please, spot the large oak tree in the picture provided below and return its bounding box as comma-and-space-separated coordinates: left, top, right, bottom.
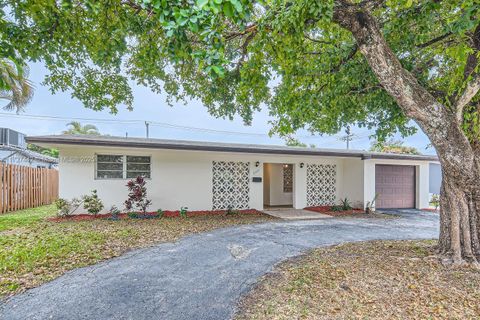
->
3, 0, 480, 264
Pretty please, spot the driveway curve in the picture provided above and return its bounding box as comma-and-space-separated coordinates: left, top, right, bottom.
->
1, 210, 438, 320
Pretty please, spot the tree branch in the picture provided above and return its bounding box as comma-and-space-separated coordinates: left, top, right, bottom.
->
332, 3, 441, 123
417, 32, 453, 48
454, 23, 480, 121
455, 75, 480, 122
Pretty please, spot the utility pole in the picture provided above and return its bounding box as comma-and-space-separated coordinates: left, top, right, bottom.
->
341, 126, 355, 150
145, 121, 150, 139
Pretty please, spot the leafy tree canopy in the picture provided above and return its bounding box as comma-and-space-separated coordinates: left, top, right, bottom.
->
2, 0, 479, 141
370, 139, 420, 155
27, 143, 59, 158
0, 57, 33, 113
62, 121, 101, 135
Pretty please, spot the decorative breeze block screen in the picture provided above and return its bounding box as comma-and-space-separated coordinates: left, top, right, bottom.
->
306, 164, 337, 206
212, 161, 250, 210
283, 164, 293, 193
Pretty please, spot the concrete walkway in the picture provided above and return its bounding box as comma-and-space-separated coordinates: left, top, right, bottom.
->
263, 208, 331, 219
0, 210, 439, 320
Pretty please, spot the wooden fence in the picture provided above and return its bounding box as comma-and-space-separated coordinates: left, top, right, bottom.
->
0, 163, 59, 213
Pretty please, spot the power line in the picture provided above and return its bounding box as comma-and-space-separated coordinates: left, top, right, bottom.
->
0, 111, 371, 144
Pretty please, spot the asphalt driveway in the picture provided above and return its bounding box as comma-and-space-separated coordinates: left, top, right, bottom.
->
1, 210, 438, 320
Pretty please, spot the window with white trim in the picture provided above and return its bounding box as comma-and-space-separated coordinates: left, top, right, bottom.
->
96, 155, 151, 179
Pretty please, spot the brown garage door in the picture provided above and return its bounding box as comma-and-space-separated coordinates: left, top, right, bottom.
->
375, 165, 415, 209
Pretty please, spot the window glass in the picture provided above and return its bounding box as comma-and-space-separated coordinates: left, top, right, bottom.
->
96, 155, 123, 179
97, 155, 123, 163
97, 170, 123, 179
126, 156, 151, 179
96, 155, 151, 179
126, 156, 150, 163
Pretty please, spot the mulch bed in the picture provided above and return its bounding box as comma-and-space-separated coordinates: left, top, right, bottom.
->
47, 209, 263, 222
304, 206, 365, 217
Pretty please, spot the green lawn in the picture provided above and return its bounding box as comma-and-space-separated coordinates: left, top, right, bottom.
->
0, 205, 54, 232
0, 205, 274, 298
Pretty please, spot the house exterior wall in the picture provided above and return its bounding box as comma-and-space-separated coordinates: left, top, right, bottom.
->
363, 159, 430, 209
57, 145, 431, 212
429, 162, 442, 194
340, 158, 365, 208
58, 145, 351, 212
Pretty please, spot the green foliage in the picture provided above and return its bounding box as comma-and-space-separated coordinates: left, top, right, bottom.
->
82, 190, 104, 216
54, 197, 82, 217
108, 205, 121, 220
27, 144, 59, 158
430, 194, 440, 210
54, 198, 69, 217
370, 139, 420, 155
62, 121, 101, 135
226, 206, 239, 215
0, 57, 33, 113
2, 1, 480, 141
285, 136, 308, 148
155, 209, 163, 218
179, 206, 188, 218
331, 198, 353, 212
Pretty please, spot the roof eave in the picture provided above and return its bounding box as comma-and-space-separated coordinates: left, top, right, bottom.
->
26, 136, 438, 162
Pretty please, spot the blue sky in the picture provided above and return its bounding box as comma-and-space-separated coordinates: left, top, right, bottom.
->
0, 62, 435, 154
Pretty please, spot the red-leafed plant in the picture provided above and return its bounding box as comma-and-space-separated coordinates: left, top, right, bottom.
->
124, 176, 152, 214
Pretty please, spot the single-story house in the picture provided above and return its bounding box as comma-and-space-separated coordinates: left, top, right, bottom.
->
1, 128, 58, 168
26, 135, 438, 212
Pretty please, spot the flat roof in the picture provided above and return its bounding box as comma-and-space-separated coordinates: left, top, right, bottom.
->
26, 134, 439, 161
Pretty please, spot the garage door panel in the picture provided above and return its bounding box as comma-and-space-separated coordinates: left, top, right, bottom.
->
375, 165, 415, 209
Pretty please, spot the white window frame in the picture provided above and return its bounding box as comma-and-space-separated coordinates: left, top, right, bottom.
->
95, 154, 151, 180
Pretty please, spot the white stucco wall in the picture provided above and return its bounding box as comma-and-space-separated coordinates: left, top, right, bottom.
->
340, 158, 365, 208
57, 145, 355, 212
363, 159, 430, 209
56, 145, 431, 212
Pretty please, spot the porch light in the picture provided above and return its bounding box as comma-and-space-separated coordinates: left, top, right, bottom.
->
300, 162, 304, 168
255, 161, 260, 167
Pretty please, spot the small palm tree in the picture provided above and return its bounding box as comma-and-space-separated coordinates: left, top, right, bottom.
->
0, 58, 34, 113
63, 121, 101, 135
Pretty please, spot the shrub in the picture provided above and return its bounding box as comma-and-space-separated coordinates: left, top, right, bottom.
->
430, 194, 440, 210
54, 197, 82, 217
82, 190, 104, 216
108, 205, 121, 220
124, 176, 152, 214
330, 198, 353, 212
226, 206, 239, 215
179, 206, 188, 218
54, 198, 69, 217
127, 212, 139, 219
156, 209, 164, 218
339, 198, 353, 211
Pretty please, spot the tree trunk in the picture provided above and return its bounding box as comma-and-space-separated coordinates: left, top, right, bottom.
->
439, 168, 480, 264
332, 2, 480, 264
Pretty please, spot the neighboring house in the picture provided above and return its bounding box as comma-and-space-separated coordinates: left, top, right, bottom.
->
0, 128, 57, 169
429, 162, 442, 195
26, 134, 438, 212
